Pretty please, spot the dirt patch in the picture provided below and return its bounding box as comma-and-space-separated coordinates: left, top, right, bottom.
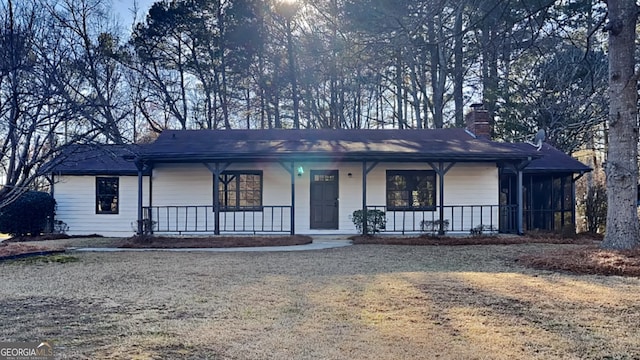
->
351, 233, 599, 246
518, 246, 640, 277
120, 235, 313, 248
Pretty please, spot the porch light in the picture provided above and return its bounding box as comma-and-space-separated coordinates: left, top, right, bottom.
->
297, 166, 304, 177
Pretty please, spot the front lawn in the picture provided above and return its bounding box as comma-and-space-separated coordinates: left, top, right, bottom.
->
0, 244, 638, 359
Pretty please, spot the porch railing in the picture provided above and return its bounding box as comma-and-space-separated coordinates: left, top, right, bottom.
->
143, 205, 292, 234
366, 205, 518, 234
142, 204, 518, 235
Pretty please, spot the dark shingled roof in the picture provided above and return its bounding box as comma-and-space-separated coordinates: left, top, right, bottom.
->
48, 144, 143, 175
140, 129, 540, 163
46, 131, 590, 175
513, 143, 591, 173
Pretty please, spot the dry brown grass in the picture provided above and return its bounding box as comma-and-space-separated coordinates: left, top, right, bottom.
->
0, 244, 639, 359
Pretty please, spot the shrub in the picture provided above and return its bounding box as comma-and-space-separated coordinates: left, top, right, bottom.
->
470, 224, 496, 236
131, 219, 156, 235
420, 219, 449, 235
351, 209, 386, 234
0, 191, 56, 237
583, 183, 607, 234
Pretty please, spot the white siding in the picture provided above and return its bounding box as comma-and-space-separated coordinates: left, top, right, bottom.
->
53, 161, 500, 236
366, 162, 499, 233
54, 175, 149, 237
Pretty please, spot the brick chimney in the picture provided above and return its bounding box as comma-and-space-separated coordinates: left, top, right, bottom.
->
465, 103, 492, 139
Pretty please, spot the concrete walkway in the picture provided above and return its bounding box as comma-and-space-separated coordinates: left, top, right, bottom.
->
72, 238, 353, 253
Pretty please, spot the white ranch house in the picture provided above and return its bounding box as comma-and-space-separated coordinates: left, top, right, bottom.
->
48, 109, 590, 237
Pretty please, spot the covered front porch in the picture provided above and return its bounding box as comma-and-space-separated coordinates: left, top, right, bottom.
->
134, 159, 526, 236
129, 128, 542, 237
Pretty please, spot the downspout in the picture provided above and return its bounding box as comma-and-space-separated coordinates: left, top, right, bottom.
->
49, 174, 55, 199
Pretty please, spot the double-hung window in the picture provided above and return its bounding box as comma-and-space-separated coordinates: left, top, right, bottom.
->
96, 177, 119, 214
386, 170, 436, 210
218, 171, 263, 211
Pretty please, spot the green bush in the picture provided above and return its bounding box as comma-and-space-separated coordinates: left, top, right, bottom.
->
351, 209, 386, 234
0, 191, 56, 237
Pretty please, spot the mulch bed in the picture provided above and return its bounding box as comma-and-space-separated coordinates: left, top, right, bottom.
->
351, 233, 600, 246
4, 234, 102, 243
0, 243, 65, 260
120, 235, 313, 248
518, 246, 640, 277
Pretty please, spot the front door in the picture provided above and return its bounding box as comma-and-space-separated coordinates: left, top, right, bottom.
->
310, 170, 339, 229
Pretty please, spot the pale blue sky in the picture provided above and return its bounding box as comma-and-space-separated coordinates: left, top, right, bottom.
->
112, 0, 156, 26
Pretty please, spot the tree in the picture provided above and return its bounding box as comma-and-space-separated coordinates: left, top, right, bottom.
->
130, 0, 261, 131
46, 0, 129, 144
601, 0, 639, 249
0, 0, 122, 210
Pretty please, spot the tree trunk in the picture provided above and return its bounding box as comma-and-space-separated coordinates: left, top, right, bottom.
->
395, 49, 404, 129
601, 0, 639, 249
285, 18, 299, 129
453, 3, 464, 127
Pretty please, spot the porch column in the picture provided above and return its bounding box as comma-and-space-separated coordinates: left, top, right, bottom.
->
204, 162, 230, 235
278, 161, 297, 235
429, 162, 455, 235
361, 161, 379, 235
290, 162, 296, 235
148, 164, 154, 235
362, 161, 367, 235
517, 169, 524, 235
135, 161, 144, 236
213, 163, 221, 235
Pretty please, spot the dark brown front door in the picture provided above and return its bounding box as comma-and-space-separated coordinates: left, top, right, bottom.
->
310, 170, 339, 229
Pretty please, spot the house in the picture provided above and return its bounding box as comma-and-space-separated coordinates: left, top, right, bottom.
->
48, 108, 590, 237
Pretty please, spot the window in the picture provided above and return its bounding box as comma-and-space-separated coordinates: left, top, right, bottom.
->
386, 170, 436, 210
218, 171, 262, 211
96, 177, 119, 214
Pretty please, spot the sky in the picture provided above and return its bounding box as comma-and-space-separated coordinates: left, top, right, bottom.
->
111, 0, 156, 27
